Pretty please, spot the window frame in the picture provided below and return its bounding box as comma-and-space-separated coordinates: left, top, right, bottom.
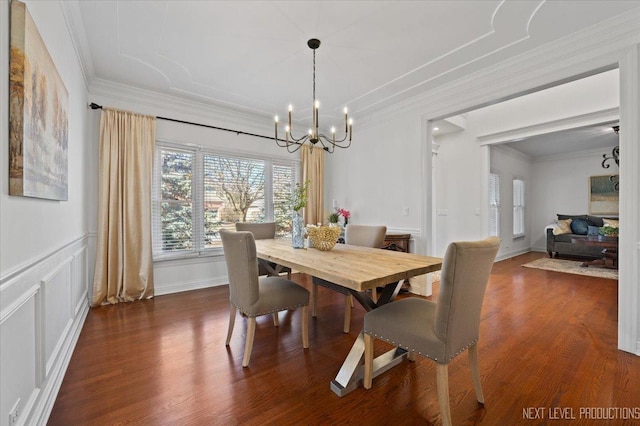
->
488, 172, 501, 237
152, 141, 300, 260
513, 177, 525, 239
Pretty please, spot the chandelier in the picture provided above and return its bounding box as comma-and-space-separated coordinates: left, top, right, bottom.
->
601, 125, 619, 192
601, 125, 619, 169
274, 38, 352, 153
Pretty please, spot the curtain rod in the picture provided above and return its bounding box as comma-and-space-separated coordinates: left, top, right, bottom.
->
88, 103, 275, 141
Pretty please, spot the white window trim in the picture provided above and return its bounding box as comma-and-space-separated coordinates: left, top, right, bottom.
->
513, 178, 525, 239
152, 141, 300, 261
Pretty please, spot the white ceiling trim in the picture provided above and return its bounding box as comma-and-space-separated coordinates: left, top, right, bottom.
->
532, 144, 618, 164
89, 78, 274, 136
349, 1, 546, 115
59, 0, 94, 89
356, 7, 640, 129
477, 107, 620, 146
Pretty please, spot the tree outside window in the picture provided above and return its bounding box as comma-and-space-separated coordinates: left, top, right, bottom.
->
153, 144, 298, 258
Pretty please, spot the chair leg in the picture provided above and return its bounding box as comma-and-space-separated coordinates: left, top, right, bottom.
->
343, 295, 352, 333
312, 282, 318, 317
363, 333, 374, 389
436, 363, 452, 426
301, 305, 309, 348
407, 351, 416, 362
272, 312, 279, 327
468, 343, 485, 403
287, 270, 292, 280
226, 304, 237, 345
242, 317, 257, 367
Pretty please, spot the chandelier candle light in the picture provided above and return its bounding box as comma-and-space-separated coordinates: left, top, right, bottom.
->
274, 39, 353, 153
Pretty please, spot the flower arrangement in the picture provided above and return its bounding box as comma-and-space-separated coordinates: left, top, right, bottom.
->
338, 208, 351, 226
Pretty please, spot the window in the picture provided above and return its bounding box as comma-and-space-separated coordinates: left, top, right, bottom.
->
513, 178, 525, 237
488, 173, 500, 237
152, 143, 298, 258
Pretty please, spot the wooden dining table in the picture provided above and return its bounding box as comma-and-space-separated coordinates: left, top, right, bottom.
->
254, 238, 443, 396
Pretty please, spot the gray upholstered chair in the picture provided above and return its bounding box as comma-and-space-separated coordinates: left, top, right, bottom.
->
312, 224, 387, 333
363, 237, 500, 426
235, 222, 292, 279
220, 230, 310, 367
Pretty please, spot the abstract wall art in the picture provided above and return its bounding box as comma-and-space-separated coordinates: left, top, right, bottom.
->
589, 174, 619, 215
9, 0, 68, 200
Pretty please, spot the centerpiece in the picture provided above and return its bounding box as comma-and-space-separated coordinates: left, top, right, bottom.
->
307, 225, 342, 251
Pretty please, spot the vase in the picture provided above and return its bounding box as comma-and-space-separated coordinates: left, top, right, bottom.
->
291, 211, 305, 249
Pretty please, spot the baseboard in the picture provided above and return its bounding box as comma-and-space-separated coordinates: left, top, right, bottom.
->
154, 277, 228, 296
496, 247, 532, 262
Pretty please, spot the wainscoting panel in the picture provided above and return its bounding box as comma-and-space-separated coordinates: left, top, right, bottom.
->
0, 235, 90, 426
0, 287, 38, 426
72, 247, 88, 317
42, 258, 73, 377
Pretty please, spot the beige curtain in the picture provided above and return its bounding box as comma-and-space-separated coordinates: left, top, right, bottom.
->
301, 145, 324, 225
92, 109, 156, 306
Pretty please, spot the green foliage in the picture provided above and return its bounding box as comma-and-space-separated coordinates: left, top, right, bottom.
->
328, 212, 339, 223
599, 226, 618, 236
288, 179, 310, 212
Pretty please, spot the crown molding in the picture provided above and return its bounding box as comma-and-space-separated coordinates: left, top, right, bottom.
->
357, 7, 640, 130
89, 78, 274, 135
491, 144, 532, 163
59, 0, 94, 90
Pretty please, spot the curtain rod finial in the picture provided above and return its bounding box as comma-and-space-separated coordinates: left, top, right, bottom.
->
89, 102, 102, 110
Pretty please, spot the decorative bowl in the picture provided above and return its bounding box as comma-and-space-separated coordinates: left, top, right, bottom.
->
307, 226, 342, 251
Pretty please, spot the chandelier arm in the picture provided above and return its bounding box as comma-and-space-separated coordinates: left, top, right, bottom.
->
318, 133, 351, 147
319, 132, 350, 144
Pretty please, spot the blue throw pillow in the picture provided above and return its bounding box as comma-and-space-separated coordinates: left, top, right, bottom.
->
587, 226, 600, 236
570, 218, 590, 235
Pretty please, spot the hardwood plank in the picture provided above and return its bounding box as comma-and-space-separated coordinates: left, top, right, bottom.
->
48, 252, 640, 425
255, 238, 442, 291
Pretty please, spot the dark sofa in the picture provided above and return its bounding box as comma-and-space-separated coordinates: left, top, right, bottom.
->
546, 214, 618, 258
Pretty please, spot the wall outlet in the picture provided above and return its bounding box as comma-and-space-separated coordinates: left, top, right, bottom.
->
9, 398, 21, 426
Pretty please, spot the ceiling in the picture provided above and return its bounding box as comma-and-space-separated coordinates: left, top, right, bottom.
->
67, 1, 640, 124
501, 123, 619, 158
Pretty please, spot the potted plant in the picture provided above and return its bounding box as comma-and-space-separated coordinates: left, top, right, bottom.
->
328, 211, 340, 225
288, 180, 310, 248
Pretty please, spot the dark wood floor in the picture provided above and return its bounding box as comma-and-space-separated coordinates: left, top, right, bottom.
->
48, 252, 640, 425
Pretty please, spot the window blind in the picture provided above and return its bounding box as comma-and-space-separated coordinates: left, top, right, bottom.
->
152, 142, 299, 259
513, 178, 525, 237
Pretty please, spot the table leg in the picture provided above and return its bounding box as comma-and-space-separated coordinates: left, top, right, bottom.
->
330, 279, 407, 397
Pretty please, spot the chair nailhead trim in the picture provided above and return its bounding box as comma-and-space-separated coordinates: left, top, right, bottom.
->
233, 302, 308, 318
364, 332, 480, 363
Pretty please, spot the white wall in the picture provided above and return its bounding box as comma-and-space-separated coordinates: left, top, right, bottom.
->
0, 1, 91, 425
432, 129, 485, 256
490, 146, 533, 259
470, 69, 619, 136
530, 148, 619, 251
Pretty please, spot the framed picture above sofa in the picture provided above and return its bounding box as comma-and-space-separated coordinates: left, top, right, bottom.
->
589, 174, 619, 215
